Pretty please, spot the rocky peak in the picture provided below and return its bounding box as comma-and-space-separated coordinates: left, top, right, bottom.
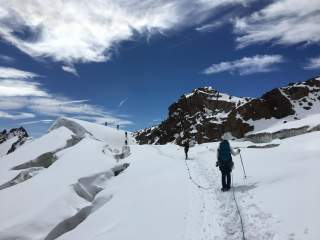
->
135, 76, 320, 145
0, 127, 29, 154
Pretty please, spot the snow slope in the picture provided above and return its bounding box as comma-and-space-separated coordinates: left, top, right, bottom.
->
0, 117, 319, 240
253, 113, 320, 134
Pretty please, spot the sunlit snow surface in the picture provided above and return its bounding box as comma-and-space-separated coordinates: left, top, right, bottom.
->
0, 118, 319, 240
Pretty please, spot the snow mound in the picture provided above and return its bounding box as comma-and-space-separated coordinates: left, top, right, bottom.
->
50, 117, 135, 148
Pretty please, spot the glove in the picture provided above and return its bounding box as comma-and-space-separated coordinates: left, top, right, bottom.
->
215, 162, 219, 167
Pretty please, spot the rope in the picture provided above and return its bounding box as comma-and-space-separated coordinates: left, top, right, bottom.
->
184, 157, 215, 190
231, 173, 246, 240
184, 151, 246, 239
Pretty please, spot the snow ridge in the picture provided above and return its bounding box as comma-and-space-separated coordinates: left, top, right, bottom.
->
49, 117, 92, 137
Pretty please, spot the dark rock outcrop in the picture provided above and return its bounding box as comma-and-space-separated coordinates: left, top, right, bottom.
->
0, 127, 29, 154
12, 152, 57, 170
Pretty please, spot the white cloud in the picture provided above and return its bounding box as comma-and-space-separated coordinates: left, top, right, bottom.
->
0, 67, 48, 97
0, 66, 38, 79
0, 55, 15, 63
235, 0, 320, 47
203, 54, 284, 75
304, 56, 320, 70
0, 0, 253, 64
16, 119, 54, 125
27, 97, 106, 117
0, 79, 48, 97
118, 98, 128, 107
0, 66, 132, 124
0, 111, 35, 119
196, 22, 224, 32
62, 65, 79, 76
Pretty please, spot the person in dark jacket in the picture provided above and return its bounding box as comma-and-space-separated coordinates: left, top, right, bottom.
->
183, 140, 190, 160
216, 132, 240, 192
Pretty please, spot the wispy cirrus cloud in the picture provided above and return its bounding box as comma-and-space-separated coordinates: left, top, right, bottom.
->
0, 0, 254, 65
203, 54, 284, 75
0, 66, 132, 124
0, 111, 35, 119
16, 119, 54, 125
0, 79, 48, 97
0, 55, 15, 63
196, 22, 225, 32
234, 0, 320, 48
0, 66, 38, 79
0, 67, 47, 97
118, 98, 128, 108
304, 56, 320, 70
62, 65, 79, 76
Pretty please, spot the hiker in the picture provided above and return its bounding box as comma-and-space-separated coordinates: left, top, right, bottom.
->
216, 132, 240, 192
184, 140, 190, 160
117, 125, 119, 130
125, 131, 128, 138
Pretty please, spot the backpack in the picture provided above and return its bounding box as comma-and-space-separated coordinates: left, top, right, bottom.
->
218, 140, 232, 162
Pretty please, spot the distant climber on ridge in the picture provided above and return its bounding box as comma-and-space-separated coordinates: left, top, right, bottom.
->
216, 132, 240, 192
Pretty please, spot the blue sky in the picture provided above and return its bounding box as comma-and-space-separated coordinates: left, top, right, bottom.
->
0, 0, 319, 137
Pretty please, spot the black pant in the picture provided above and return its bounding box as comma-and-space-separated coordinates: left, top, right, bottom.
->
185, 151, 188, 159
219, 163, 232, 189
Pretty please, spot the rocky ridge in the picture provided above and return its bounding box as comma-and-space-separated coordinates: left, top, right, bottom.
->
135, 76, 320, 144
0, 127, 29, 154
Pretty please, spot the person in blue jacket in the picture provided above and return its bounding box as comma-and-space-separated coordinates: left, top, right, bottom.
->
216, 132, 240, 192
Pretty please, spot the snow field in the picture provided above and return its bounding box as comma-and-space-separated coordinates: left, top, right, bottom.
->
0, 118, 319, 240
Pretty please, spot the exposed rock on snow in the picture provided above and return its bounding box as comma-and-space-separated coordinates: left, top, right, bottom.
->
44, 195, 113, 240
73, 162, 130, 203
103, 144, 131, 161
46, 163, 128, 240
114, 146, 131, 161
65, 135, 83, 148
73, 171, 114, 202
0, 167, 43, 190
112, 163, 130, 176
12, 152, 57, 170
2, 134, 84, 191
45, 205, 94, 240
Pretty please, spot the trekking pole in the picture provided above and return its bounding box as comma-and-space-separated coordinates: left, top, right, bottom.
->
239, 152, 247, 179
